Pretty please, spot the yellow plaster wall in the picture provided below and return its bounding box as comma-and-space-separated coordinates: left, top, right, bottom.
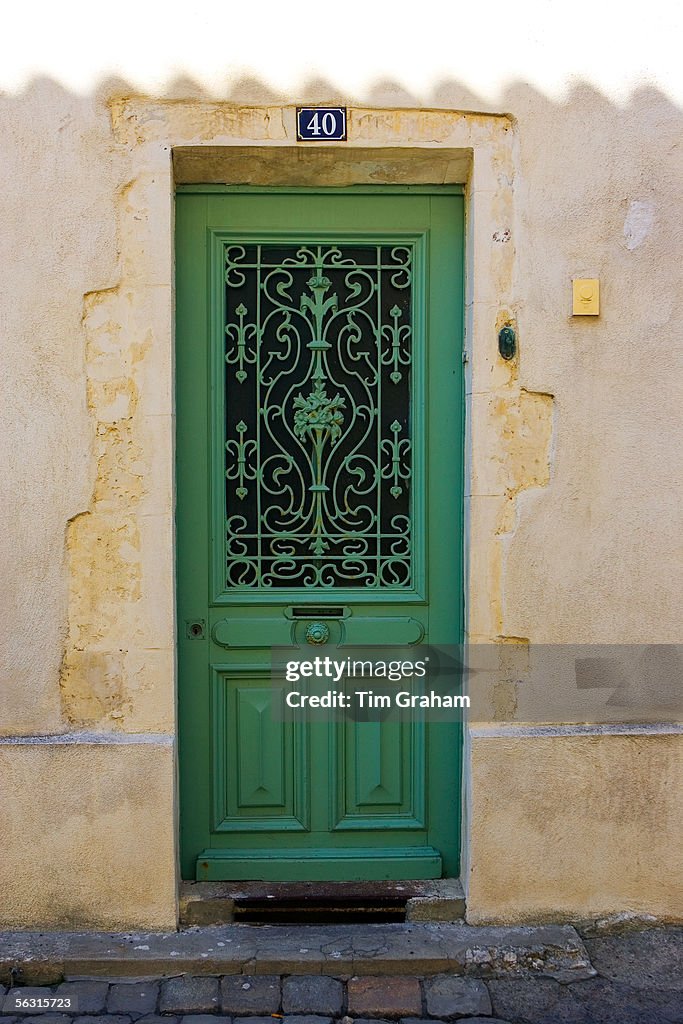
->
58, 281, 175, 733
467, 731, 683, 923
0, 72, 681, 927
0, 741, 177, 930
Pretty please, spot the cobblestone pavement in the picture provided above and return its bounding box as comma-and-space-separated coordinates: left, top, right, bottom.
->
1, 927, 681, 1024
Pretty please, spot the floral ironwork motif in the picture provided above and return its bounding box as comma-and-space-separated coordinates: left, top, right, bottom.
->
224, 242, 414, 589
293, 380, 346, 446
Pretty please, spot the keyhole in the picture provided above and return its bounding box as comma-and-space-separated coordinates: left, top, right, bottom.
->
186, 620, 206, 639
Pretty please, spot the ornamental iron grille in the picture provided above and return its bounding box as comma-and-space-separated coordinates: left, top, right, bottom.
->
223, 240, 417, 590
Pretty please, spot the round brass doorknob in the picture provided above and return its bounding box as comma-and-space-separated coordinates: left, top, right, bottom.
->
306, 621, 330, 645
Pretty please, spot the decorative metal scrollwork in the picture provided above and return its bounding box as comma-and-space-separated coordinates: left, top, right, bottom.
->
224, 243, 414, 589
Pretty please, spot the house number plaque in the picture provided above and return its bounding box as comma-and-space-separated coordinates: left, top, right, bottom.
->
296, 107, 347, 141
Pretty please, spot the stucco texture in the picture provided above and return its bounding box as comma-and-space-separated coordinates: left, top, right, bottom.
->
0, 61, 681, 927
0, 741, 177, 929
467, 732, 683, 923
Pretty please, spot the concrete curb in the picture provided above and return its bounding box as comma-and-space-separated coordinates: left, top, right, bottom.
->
0, 923, 594, 986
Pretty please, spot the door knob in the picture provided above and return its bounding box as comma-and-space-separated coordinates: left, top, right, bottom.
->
306, 621, 330, 645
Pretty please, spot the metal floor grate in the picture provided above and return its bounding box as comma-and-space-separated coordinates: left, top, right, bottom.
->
230, 880, 415, 924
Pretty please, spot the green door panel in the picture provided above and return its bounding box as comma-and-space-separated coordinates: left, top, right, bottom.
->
341, 616, 425, 645
213, 617, 294, 647
176, 188, 464, 881
212, 667, 308, 833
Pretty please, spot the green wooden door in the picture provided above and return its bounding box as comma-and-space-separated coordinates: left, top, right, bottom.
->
176, 188, 464, 881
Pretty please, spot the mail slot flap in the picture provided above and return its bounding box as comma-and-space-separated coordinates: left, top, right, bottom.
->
213, 618, 292, 648
343, 616, 425, 646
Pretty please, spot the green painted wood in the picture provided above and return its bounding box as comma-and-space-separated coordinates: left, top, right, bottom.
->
236, 688, 285, 806
212, 667, 309, 833
332, 713, 426, 831
176, 184, 465, 195
213, 617, 294, 647
342, 616, 425, 645
195, 847, 443, 882
176, 189, 464, 881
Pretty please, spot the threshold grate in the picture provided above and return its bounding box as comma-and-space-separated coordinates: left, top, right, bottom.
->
233, 898, 406, 924
179, 880, 447, 926
229, 881, 414, 924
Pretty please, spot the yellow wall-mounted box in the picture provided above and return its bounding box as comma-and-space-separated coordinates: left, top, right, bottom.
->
572, 278, 600, 315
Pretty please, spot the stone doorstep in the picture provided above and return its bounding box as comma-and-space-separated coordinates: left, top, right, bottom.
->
0, 923, 594, 987
180, 881, 466, 927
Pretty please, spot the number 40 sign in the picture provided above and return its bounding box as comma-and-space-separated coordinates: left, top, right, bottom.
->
296, 107, 347, 141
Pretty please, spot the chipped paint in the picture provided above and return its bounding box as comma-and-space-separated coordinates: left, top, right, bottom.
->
59, 287, 145, 727
495, 388, 553, 501
109, 99, 288, 146
623, 199, 655, 251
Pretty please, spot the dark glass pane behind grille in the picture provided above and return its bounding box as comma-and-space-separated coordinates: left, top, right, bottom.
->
224, 243, 413, 589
